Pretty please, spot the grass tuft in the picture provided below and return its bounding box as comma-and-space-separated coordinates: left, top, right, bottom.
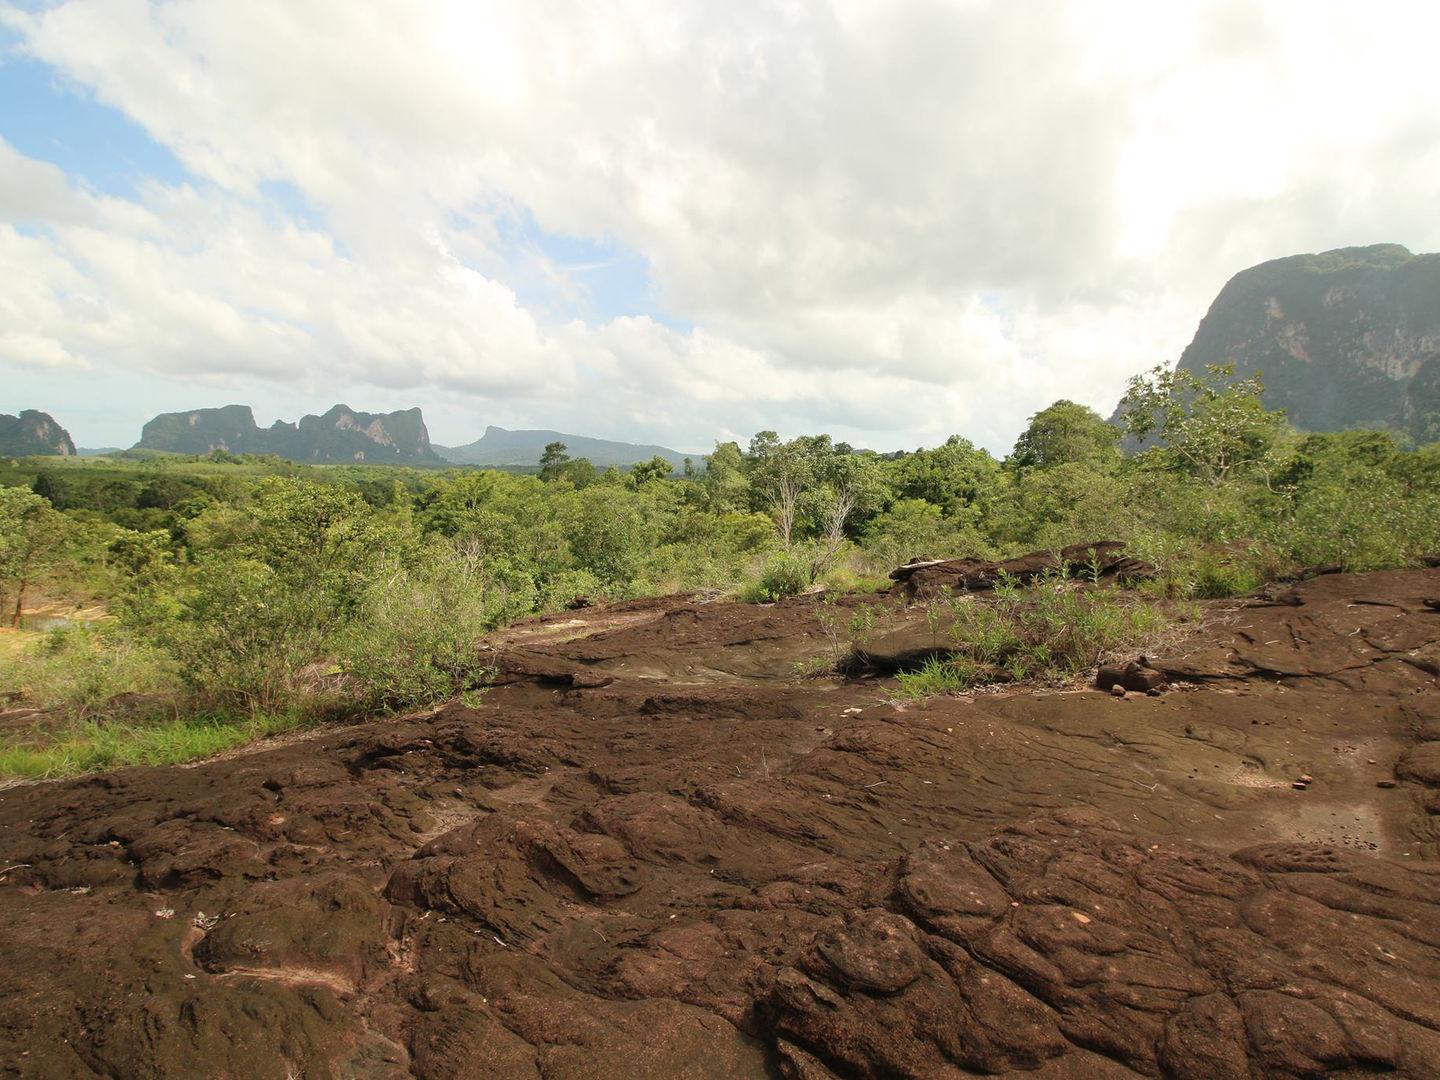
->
895, 655, 981, 698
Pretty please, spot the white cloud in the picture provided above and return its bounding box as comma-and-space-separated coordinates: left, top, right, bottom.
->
3, 0, 1440, 451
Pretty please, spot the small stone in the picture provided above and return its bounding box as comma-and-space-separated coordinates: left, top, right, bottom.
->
1298, 774, 1313, 784
1377, 780, 1397, 789
1292, 782, 1308, 791
1098, 660, 1166, 692
1111, 685, 1127, 698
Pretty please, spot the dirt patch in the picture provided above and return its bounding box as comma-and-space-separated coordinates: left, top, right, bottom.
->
1, 571, 1439, 1076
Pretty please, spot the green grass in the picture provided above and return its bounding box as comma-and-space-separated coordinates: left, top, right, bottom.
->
0, 629, 40, 662
893, 574, 1171, 699
818, 567, 892, 595
0, 711, 309, 779
0, 624, 179, 717
895, 655, 981, 698
791, 653, 839, 677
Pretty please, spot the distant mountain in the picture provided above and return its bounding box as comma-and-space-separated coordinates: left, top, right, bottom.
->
1167, 244, 1440, 440
0, 410, 76, 457
136, 404, 443, 464
435, 426, 696, 468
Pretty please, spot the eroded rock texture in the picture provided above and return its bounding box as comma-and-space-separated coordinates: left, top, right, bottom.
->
1, 569, 1438, 1077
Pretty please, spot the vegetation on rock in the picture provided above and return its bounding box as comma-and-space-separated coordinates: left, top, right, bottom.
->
0, 410, 76, 458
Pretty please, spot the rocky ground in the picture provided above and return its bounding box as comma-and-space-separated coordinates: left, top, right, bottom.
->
1, 569, 1438, 1078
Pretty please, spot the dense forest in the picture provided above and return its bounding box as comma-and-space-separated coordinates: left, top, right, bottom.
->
3, 365, 1438, 775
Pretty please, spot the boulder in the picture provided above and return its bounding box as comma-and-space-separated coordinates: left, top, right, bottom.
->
890, 541, 1154, 599
1097, 660, 1167, 693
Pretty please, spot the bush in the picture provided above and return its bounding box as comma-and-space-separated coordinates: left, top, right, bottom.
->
859, 498, 997, 572
338, 545, 497, 711
155, 555, 339, 712
1185, 548, 1269, 598
1278, 473, 1440, 571
739, 549, 812, 603
536, 568, 608, 612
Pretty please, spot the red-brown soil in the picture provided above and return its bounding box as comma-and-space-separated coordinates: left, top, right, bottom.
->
2, 570, 1439, 1078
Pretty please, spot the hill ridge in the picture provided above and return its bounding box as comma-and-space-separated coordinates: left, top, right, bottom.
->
136, 403, 441, 463
435, 424, 696, 468
1173, 242, 1440, 438
0, 409, 76, 457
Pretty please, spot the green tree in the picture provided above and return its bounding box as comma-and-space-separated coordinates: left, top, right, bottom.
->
1121, 364, 1290, 486
566, 485, 658, 586
0, 486, 66, 626
884, 436, 999, 519
539, 441, 570, 481
702, 441, 749, 513
557, 457, 597, 487
808, 453, 888, 550
744, 432, 831, 547
1010, 400, 1119, 471
628, 455, 673, 486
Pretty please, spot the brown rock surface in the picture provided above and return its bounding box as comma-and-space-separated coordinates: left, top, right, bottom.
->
1, 569, 1438, 1077
889, 541, 1155, 599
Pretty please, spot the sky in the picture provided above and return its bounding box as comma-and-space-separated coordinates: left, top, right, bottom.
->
3, 1, 1440, 455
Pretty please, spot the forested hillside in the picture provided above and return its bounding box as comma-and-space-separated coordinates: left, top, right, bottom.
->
1170, 244, 1440, 439
137, 404, 442, 463
0, 410, 75, 457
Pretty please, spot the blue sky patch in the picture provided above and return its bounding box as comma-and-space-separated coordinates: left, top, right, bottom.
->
1, 32, 690, 336
257, 178, 330, 234
491, 205, 692, 331
0, 38, 190, 196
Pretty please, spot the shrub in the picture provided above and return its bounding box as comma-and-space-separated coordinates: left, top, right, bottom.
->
338, 545, 497, 711
536, 569, 608, 612
1185, 548, 1268, 598
859, 498, 997, 573
739, 549, 812, 603
155, 555, 337, 712
1278, 473, 1440, 571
